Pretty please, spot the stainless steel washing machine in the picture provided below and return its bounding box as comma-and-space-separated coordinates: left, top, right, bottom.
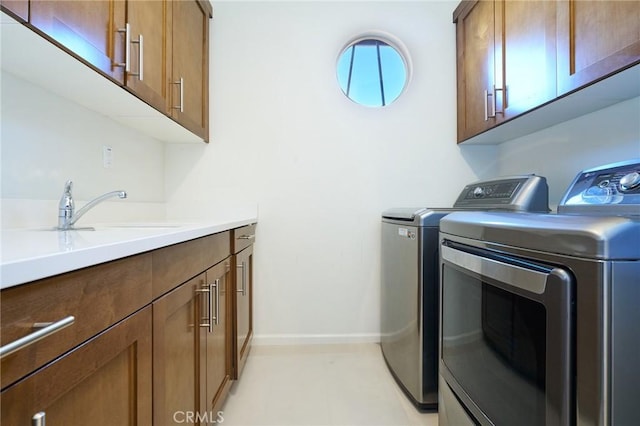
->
381, 175, 549, 411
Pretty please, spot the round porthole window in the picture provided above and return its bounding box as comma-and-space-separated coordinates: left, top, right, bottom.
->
336, 34, 409, 107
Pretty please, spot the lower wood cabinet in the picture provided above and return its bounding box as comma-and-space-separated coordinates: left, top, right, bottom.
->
233, 244, 254, 379
1, 306, 153, 426
1, 227, 253, 424
153, 261, 232, 425
231, 224, 256, 380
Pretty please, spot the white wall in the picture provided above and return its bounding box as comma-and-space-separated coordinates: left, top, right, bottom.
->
494, 96, 640, 208
4, 0, 636, 344
165, 1, 494, 344
1, 71, 167, 228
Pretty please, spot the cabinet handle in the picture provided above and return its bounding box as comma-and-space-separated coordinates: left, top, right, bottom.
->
32, 412, 45, 426
131, 34, 144, 81
494, 86, 504, 115
172, 77, 184, 112
238, 234, 255, 240
237, 261, 247, 296
484, 89, 496, 120
0, 316, 75, 360
116, 23, 131, 72
196, 286, 212, 332
116, 24, 143, 80
212, 279, 220, 327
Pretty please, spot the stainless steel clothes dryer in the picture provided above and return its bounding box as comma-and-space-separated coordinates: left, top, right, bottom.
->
438, 159, 640, 426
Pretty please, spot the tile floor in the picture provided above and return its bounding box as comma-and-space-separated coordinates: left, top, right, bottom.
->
219, 343, 439, 426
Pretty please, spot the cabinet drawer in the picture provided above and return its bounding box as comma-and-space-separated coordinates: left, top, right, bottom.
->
152, 232, 230, 298
0, 253, 152, 390
232, 224, 257, 254
1, 306, 152, 426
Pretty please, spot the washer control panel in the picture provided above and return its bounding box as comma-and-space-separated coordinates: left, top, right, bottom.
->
559, 159, 640, 216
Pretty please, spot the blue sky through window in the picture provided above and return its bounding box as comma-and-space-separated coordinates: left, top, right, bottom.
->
337, 40, 407, 107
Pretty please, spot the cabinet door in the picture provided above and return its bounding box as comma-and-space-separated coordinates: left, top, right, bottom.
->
170, 0, 210, 141
1, 0, 28, 21
29, 0, 125, 83
557, 0, 640, 95
496, 0, 556, 120
233, 245, 253, 379
153, 274, 203, 426
1, 306, 152, 426
125, 0, 169, 113
201, 260, 232, 414
454, 0, 497, 142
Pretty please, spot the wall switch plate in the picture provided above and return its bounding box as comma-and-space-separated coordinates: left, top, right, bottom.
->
103, 145, 113, 168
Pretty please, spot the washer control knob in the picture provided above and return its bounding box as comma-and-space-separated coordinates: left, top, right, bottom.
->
473, 187, 485, 198
620, 172, 640, 192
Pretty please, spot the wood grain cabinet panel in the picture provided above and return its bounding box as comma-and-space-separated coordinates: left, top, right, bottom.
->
454, 0, 497, 142
153, 273, 203, 426
231, 226, 255, 380
0, 253, 152, 390
454, 0, 557, 142
154, 263, 232, 425
557, 0, 640, 95
124, 0, 170, 113
169, 0, 211, 141
201, 261, 233, 414
29, 0, 126, 83
0, 0, 28, 21
152, 232, 230, 299
497, 0, 556, 120
233, 245, 253, 379
1, 306, 153, 426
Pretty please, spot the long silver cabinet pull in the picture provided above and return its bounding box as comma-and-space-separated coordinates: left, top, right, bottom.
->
116, 23, 131, 71
116, 23, 143, 80
0, 316, 75, 360
196, 287, 211, 329
237, 261, 247, 296
32, 412, 46, 426
212, 279, 220, 326
172, 78, 184, 112
238, 234, 255, 240
494, 85, 504, 115
131, 33, 143, 80
484, 89, 495, 120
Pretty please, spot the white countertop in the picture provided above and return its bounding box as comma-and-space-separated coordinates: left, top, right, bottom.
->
0, 217, 257, 290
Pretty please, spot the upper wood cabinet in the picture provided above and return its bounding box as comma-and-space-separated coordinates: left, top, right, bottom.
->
124, 0, 170, 113
454, 0, 497, 141
0, 0, 28, 21
454, 0, 640, 144
454, 0, 556, 142
169, 0, 211, 141
497, 0, 556, 120
29, 0, 126, 83
557, 0, 640, 95
15, 0, 212, 142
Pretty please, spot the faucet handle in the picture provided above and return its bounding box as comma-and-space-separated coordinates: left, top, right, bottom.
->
62, 180, 73, 195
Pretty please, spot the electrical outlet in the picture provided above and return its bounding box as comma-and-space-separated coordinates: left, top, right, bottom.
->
103, 145, 113, 168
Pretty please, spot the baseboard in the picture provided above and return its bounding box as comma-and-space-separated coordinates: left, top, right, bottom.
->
252, 333, 381, 346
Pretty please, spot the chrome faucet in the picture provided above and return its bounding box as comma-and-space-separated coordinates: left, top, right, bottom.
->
57, 180, 127, 230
